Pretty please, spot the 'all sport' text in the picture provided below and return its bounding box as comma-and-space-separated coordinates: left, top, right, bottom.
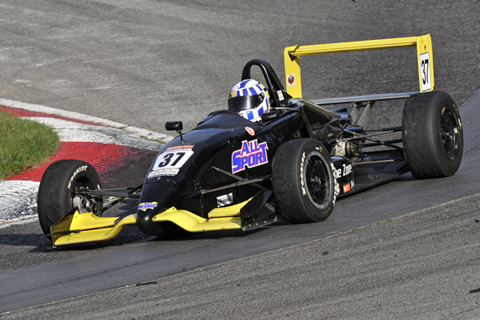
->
232, 140, 268, 173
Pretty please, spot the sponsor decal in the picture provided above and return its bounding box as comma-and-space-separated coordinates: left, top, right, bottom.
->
245, 127, 255, 136
232, 140, 268, 173
343, 183, 351, 193
277, 90, 285, 101
287, 74, 296, 86
67, 165, 88, 189
334, 163, 352, 179
165, 145, 195, 151
217, 193, 233, 207
138, 202, 158, 212
147, 168, 179, 178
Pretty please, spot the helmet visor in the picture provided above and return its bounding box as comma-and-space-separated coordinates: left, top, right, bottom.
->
228, 94, 263, 112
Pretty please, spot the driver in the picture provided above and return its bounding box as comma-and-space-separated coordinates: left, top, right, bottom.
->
228, 79, 270, 122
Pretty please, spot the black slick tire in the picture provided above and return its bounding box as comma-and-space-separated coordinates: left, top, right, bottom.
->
272, 139, 336, 223
37, 160, 103, 239
402, 91, 463, 179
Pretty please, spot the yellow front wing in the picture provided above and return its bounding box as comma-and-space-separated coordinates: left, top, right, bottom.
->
151, 199, 250, 232
51, 212, 137, 246
51, 199, 249, 246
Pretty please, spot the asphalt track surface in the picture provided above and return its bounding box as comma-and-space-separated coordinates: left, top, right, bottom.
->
1, 0, 480, 318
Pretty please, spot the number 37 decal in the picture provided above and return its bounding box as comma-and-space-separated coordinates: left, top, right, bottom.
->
147, 146, 194, 178
419, 52, 432, 92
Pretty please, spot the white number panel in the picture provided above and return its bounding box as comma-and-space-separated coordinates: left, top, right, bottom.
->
148, 146, 194, 178
419, 52, 432, 92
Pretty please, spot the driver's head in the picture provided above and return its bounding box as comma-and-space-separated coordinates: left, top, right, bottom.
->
228, 79, 270, 122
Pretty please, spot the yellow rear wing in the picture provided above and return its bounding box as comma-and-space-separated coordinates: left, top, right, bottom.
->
284, 34, 434, 99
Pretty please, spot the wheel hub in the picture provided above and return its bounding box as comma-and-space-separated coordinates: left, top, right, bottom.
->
440, 109, 459, 161
305, 155, 328, 206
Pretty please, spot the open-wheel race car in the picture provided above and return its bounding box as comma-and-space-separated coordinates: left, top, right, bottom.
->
38, 34, 463, 246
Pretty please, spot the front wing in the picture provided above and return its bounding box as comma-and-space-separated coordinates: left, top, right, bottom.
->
50, 192, 275, 246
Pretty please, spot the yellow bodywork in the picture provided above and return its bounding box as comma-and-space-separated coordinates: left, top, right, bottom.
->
51, 212, 137, 246
51, 199, 248, 246
152, 198, 249, 232
153, 208, 241, 232
284, 34, 434, 98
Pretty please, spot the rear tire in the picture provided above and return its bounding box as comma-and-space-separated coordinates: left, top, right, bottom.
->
402, 91, 463, 179
37, 160, 103, 239
272, 139, 336, 223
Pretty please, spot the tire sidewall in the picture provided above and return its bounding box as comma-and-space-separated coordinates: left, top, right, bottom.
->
432, 98, 463, 173
403, 91, 463, 178
37, 160, 102, 237
272, 139, 336, 223
300, 148, 335, 212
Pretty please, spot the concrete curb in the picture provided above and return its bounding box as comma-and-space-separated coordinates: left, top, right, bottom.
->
0, 99, 173, 227
0, 98, 173, 144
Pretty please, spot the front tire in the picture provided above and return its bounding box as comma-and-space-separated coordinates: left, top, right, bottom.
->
37, 160, 103, 239
272, 139, 336, 223
402, 91, 463, 179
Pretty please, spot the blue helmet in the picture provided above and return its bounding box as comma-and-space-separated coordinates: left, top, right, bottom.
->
228, 79, 270, 122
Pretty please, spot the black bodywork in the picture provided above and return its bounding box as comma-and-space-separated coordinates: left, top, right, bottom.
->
135, 59, 406, 235
40, 39, 464, 246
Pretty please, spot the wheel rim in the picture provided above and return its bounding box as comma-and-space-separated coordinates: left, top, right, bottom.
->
69, 178, 99, 214
440, 109, 460, 161
305, 152, 330, 208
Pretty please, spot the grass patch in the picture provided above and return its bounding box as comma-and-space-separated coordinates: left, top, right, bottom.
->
0, 111, 59, 179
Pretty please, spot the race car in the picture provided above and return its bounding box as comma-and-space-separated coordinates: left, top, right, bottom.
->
37, 34, 463, 246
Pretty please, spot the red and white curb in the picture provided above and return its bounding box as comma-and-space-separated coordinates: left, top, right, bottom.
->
0, 99, 172, 227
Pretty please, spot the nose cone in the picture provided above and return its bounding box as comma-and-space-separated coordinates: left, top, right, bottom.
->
137, 180, 177, 236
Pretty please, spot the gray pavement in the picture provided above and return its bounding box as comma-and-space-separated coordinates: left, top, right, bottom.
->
0, 1, 478, 133
3, 193, 480, 319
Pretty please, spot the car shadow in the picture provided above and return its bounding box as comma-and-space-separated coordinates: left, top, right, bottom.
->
0, 232, 51, 247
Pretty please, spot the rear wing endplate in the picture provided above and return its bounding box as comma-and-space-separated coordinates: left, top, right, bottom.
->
284, 34, 434, 99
